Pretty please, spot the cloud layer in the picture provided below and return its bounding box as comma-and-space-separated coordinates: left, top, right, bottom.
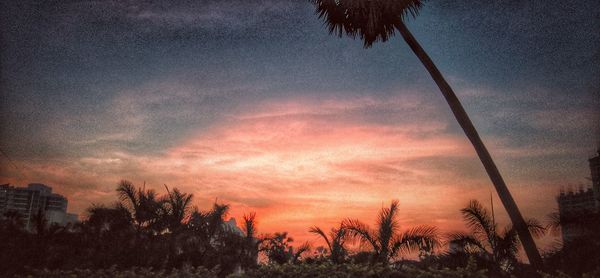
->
2, 88, 592, 248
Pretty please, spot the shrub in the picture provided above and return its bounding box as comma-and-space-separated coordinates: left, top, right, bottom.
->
17, 265, 218, 278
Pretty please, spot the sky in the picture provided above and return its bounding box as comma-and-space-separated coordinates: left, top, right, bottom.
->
1, 0, 599, 255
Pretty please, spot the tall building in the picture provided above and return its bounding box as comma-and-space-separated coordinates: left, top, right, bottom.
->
0, 183, 78, 230
556, 150, 600, 243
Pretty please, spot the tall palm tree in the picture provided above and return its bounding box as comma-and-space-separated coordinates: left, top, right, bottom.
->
342, 200, 439, 264
449, 200, 545, 273
309, 224, 349, 263
310, 0, 543, 267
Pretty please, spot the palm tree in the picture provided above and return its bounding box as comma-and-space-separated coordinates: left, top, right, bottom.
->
162, 185, 194, 232
260, 232, 294, 265
342, 200, 439, 264
161, 185, 194, 267
448, 200, 545, 273
310, 0, 543, 267
184, 202, 232, 266
259, 232, 311, 264
241, 212, 261, 269
115, 180, 166, 266
116, 180, 164, 233
309, 224, 349, 263
85, 204, 133, 234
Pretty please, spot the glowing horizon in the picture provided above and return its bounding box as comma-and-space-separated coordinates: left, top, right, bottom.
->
1, 92, 594, 252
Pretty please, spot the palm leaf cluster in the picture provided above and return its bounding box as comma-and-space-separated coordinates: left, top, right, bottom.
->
308, 225, 349, 263
259, 232, 312, 265
448, 200, 545, 273
312, 0, 424, 47
310, 200, 439, 265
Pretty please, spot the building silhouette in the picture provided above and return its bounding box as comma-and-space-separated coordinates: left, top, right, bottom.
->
0, 183, 78, 230
556, 150, 600, 243
589, 150, 600, 207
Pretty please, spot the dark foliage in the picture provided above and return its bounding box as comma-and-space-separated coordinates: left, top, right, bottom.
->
543, 210, 600, 277
0, 180, 259, 277
1, 184, 597, 277
446, 199, 546, 276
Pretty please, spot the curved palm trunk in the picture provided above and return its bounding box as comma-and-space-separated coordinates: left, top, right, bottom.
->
395, 22, 543, 269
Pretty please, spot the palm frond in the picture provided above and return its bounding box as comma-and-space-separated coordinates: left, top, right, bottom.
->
391, 225, 439, 257
243, 212, 257, 239
342, 218, 379, 252
210, 203, 230, 223
525, 218, 546, 239
446, 232, 487, 254
332, 226, 349, 246
293, 242, 312, 263
460, 199, 496, 245
496, 227, 519, 265
206, 202, 230, 236
162, 185, 194, 230
545, 212, 561, 236
331, 227, 349, 262
377, 200, 400, 253
309, 226, 333, 252
116, 180, 138, 210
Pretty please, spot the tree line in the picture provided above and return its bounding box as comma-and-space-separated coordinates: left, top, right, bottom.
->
1, 180, 599, 277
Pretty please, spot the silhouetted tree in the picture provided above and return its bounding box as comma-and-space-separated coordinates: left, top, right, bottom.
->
448, 200, 545, 274
162, 185, 194, 232
240, 212, 261, 270
342, 200, 439, 264
310, 0, 543, 267
116, 180, 164, 234
85, 204, 133, 234
82, 204, 135, 268
162, 185, 194, 267
0, 210, 27, 274
309, 224, 349, 263
182, 202, 245, 274
260, 232, 311, 265
115, 180, 168, 267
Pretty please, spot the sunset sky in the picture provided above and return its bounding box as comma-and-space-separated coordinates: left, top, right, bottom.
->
1, 0, 599, 254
